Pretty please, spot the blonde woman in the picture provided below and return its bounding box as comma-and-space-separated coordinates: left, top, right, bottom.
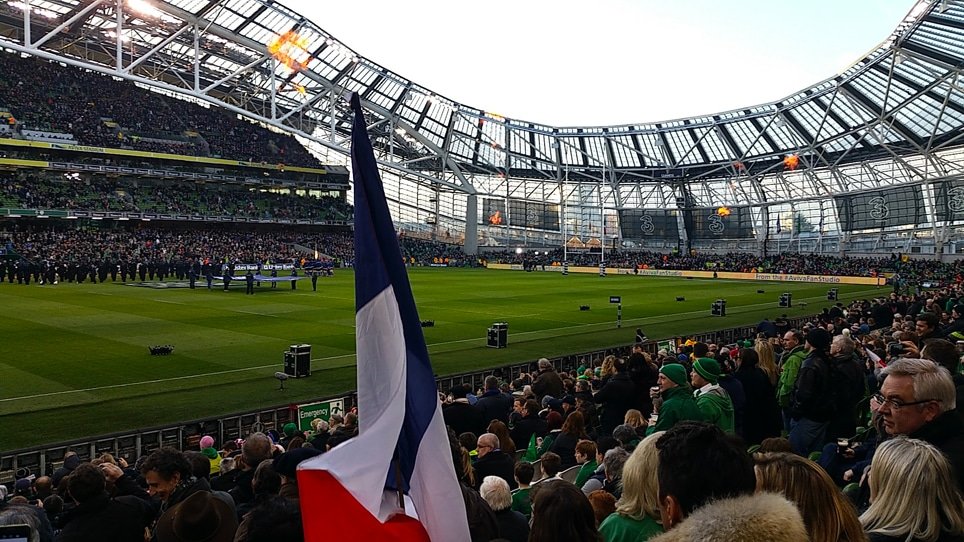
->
624, 409, 648, 439
754, 452, 867, 542
754, 338, 779, 387
600, 355, 617, 385
598, 431, 665, 542
860, 437, 964, 542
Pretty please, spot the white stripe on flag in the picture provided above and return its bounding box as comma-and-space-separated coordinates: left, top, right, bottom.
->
303, 285, 407, 521
407, 404, 468, 541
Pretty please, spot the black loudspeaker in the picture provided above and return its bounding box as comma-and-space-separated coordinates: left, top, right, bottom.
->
676, 296, 685, 301
827, 288, 838, 301
284, 344, 311, 377
487, 322, 508, 348
779, 293, 792, 308
711, 299, 726, 316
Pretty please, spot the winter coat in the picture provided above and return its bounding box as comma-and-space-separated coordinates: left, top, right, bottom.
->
777, 346, 807, 408
735, 365, 782, 444
646, 386, 701, 435
695, 385, 735, 434
594, 372, 641, 436
649, 492, 808, 542
57, 492, 153, 542
531, 369, 564, 401
475, 389, 513, 425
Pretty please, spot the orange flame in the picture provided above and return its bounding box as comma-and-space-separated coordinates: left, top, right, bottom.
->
268, 30, 311, 74
783, 154, 800, 171
488, 210, 503, 225
716, 206, 732, 217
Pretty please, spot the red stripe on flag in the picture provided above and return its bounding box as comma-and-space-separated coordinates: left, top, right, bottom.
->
297, 469, 430, 541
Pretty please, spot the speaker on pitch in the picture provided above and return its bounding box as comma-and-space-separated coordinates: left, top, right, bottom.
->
487, 322, 508, 348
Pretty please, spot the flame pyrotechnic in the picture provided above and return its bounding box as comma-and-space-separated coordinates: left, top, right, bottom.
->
268, 30, 311, 73
783, 154, 800, 171
716, 206, 732, 217
489, 210, 503, 225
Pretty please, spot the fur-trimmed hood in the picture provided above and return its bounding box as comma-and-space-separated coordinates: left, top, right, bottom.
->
650, 492, 808, 542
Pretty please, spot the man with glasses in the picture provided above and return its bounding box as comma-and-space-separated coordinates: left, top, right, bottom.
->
473, 433, 516, 491
876, 358, 964, 490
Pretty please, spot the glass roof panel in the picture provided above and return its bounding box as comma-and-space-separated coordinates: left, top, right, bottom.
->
664, 129, 701, 165
211, 9, 245, 32
582, 136, 608, 168
224, 0, 261, 18
695, 127, 731, 162
167, 0, 210, 12
726, 120, 774, 157
914, 21, 964, 59
609, 134, 643, 168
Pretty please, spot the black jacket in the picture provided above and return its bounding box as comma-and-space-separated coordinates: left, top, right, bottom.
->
475, 390, 513, 425
443, 401, 486, 437
58, 492, 153, 542
735, 366, 782, 445
472, 450, 517, 490
509, 415, 547, 453
790, 351, 835, 422
493, 508, 530, 542
910, 409, 964, 492
593, 372, 640, 436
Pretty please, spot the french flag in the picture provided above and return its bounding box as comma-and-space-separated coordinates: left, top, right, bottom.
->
296, 93, 471, 541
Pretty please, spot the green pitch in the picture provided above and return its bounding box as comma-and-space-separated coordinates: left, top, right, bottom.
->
0, 268, 880, 450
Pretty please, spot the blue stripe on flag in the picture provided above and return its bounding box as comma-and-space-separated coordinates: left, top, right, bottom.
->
350, 93, 441, 492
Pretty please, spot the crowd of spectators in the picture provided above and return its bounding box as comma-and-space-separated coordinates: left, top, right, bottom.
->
4, 279, 964, 540
399, 236, 480, 267
497, 247, 964, 282
0, 172, 352, 222
0, 52, 321, 167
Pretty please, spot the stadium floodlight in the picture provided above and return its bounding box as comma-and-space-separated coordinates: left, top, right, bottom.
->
515, 247, 523, 255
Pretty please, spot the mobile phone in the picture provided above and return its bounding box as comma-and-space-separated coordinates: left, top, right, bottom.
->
0, 524, 32, 542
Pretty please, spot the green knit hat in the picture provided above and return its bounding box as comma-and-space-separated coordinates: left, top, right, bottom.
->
283, 422, 298, 437
660, 363, 689, 387
693, 357, 721, 385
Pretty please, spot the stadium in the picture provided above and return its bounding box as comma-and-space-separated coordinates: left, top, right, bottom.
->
1, 0, 964, 539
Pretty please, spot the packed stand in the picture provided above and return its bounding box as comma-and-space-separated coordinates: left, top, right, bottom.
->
399, 236, 480, 267
0, 420, 358, 542
0, 52, 321, 167
497, 247, 964, 281
427, 281, 964, 541
0, 171, 352, 221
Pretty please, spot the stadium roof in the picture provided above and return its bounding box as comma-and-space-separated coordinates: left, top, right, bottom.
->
1, 0, 963, 196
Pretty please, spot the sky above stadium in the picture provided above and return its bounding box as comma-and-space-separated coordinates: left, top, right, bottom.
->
282, 0, 914, 127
